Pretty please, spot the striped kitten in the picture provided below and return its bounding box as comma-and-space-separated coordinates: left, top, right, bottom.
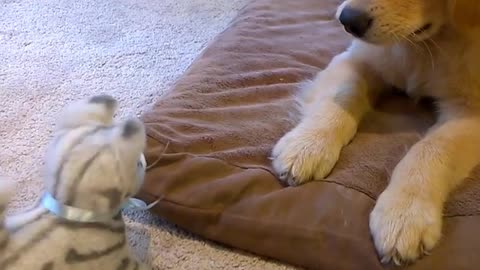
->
0, 95, 150, 270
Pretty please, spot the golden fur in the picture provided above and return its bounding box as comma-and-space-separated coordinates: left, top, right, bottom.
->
272, 0, 480, 265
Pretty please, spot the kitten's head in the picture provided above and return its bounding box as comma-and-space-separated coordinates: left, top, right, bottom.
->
44, 95, 146, 213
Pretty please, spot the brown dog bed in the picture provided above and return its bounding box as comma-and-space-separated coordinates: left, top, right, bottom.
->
138, 0, 480, 269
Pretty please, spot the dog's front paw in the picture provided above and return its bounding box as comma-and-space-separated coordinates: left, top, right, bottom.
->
369, 189, 442, 265
271, 127, 342, 186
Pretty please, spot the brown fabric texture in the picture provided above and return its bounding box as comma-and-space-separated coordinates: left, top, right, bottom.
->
138, 0, 480, 269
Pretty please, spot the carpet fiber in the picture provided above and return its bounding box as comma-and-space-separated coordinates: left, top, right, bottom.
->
0, 0, 294, 268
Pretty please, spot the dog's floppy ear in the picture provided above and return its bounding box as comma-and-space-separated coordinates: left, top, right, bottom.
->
450, 0, 480, 28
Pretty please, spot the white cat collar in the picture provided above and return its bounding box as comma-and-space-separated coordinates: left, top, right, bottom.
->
41, 193, 159, 223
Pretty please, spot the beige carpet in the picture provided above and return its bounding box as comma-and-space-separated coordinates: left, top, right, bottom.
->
0, 0, 295, 269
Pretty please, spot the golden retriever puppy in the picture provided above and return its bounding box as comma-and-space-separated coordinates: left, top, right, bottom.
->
272, 0, 480, 265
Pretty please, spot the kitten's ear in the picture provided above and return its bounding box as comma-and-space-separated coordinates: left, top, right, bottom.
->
113, 118, 147, 191
56, 95, 118, 130
116, 118, 147, 157
450, 0, 480, 29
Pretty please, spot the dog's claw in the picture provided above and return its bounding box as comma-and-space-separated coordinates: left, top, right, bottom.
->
393, 254, 402, 266
381, 255, 391, 264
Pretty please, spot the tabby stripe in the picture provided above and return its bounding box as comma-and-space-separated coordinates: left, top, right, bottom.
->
0, 237, 9, 250
99, 188, 123, 210
53, 126, 111, 197
117, 258, 130, 270
41, 261, 54, 270
57, 219, 125, 233
65, 145, 110, 205
52, 127, 99, 196
49, 129, 69, 153
65, 238, 126, 264
9, 208, 47, 234
0, 220, 56, 269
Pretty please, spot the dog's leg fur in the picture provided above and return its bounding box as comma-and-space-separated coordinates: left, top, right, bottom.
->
272, 46, 384, 186
370, 108, 480, 264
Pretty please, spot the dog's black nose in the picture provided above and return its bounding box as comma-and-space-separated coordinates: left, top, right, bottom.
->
339, 7, 372, 37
